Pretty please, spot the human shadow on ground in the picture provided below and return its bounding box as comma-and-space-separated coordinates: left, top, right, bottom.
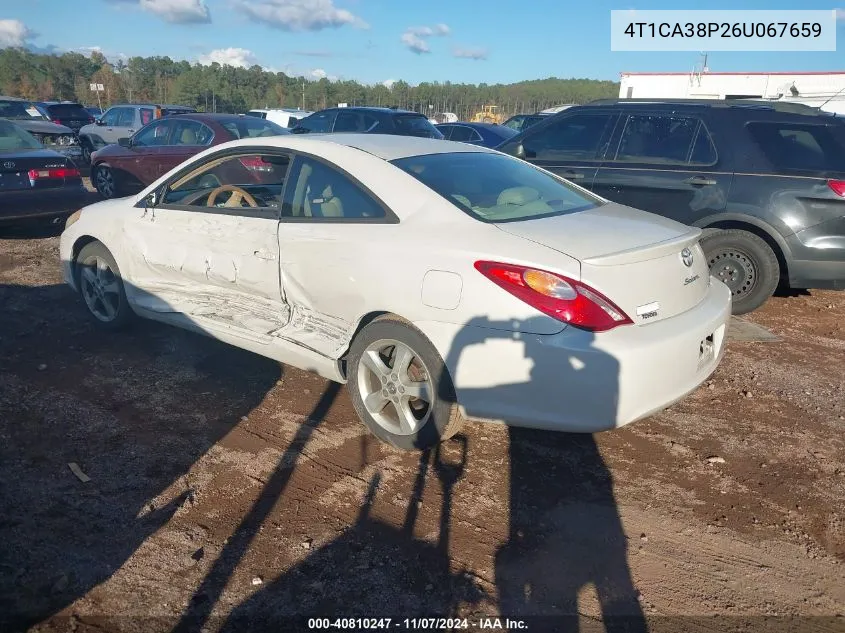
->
207, 315, 645, 632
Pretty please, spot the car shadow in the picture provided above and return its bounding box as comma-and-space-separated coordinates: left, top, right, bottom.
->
0, 281, 283, 631
207, 316, 645, 632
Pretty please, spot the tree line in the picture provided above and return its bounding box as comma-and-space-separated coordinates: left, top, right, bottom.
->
0, 48, 619, 119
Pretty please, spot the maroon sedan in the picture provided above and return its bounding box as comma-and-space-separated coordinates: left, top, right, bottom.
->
90, 113, 289, 199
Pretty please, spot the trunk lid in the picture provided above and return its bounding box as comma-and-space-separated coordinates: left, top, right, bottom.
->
495, 203, 712, 325
0, 149, 74, 192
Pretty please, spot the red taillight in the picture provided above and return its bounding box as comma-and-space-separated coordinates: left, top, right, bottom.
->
28, 167, 81, 181
239, 156, 273, 172
474, 260, 633, 332
828, 180, 845, 197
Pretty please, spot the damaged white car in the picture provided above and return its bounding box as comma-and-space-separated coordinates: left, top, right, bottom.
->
60, 134, 731, 449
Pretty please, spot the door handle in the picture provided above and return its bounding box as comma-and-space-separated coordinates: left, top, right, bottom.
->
561, 170, 585, 180
683, 176, 717, 186
127, 129, 134, 133
253, 249, 276, 261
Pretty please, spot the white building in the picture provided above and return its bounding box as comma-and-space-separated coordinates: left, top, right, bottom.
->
618, 71, 845, 115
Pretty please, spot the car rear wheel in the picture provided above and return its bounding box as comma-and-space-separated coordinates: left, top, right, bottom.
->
81, 142, 92, 166
76, 242, 134, 329
347, 317, 463, 450
701, 228, 780, 315
93, 165, 118, 199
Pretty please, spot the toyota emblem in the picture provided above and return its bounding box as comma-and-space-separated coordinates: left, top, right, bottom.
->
2, 161, 14, 169
681, 247, 694, 268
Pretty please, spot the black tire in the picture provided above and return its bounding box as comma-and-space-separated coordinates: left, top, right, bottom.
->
347, 317, 464, 450
93, 164, 119, 199
75, 241, 134, 330
701, 228, 780, 315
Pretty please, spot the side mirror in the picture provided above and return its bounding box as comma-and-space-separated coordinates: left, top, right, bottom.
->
118, 137, 131, 148
144, 191, 158, 208
95, 118, 104, 126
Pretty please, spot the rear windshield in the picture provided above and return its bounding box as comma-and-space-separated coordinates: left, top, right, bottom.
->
0, 120, 42, 150
393, 114, 443, 139
162, 108, 196, 116
45, 103, 90, 119
222, 118, 289, 139
0, 100, 45, 121
747, 121, 845, 173
392, 152, 600, 223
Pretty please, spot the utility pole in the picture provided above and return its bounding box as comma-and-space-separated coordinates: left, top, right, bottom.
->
301, 80, 305, 110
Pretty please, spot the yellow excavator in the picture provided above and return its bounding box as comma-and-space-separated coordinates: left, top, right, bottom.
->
470, 105, 504, 124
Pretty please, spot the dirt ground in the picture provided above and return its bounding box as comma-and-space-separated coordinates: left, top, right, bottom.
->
1, 220, 844, 633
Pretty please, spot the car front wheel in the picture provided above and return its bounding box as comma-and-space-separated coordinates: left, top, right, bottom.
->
93, 165, 118, 199
701, 228, 780, 315
347, 317, 464, 450
76, 241, 134, 329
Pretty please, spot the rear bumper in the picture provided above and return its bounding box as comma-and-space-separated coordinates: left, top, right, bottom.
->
417, 278, 732, 433
0, 186, 88, 224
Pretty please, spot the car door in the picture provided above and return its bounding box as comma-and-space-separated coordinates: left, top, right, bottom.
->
113, 107, 138, 141
123, 148, 292, 343
592, 113, 731, 224
97, 107, 122, 144
273, 153, 397, 358
123, 119, 175, 185
500, 111, 619, 188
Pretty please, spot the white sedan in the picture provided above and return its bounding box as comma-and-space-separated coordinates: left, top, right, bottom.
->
60, 134, 731, 449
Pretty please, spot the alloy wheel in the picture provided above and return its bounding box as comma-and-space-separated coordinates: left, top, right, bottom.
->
79, 255, 121, 322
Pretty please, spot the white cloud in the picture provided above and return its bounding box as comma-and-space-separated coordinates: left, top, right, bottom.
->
236, 0, 368, 32
310, 68, 338, 81
107, 0, 211, 23
141, 0, 210, 23
382, 79, 397, 89
401, 23, 450, 54
401, 32, 430, 54
453, 46, 488, 60
198, 47, 260, 68
0, 19, 34, 48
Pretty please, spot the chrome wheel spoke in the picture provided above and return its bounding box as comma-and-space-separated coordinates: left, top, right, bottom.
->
361, 349, 390, 380
401, 379, 430, 403
81, 267, 97, 286
102, 280, 120, 295
364, 391, 390, 415
391, 345, 414, 375
99, 296, 117, 319
395, 401, 419, 434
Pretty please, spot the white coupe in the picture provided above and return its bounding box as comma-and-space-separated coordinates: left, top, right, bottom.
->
60, 134, 731, 449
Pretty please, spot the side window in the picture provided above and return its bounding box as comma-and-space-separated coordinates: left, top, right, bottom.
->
161, 152, 291, 214
437, 125, 453, 140
117, 108, 136, 128
334, 110, 362, 132
689, 125, 718, 165
132, 120, 172, 146
299, 110, 335, 133
171, 120, 214, 145
283, 156, 386, 220
523, 113, 615, 161
615, 115, 705, 165
101, 108, 120, 126
450, 126, 474, 142
746, 122, 845, 172
468, 128, 484, 142
140, 108, 155, 126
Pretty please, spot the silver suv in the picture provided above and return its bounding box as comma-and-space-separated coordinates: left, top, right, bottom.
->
78, 103, 197, 164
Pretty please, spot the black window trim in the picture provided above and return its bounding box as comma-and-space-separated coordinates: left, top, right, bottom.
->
744, 119, 845, 175
606, 112, 719, 168
137, 145, 399, 224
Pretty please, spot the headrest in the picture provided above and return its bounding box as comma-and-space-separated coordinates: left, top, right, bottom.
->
497, 186, 540, 206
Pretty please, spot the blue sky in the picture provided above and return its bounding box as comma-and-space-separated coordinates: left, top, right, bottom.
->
1, 0, 844, 85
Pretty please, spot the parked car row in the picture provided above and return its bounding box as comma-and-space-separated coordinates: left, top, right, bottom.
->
0, 96, 83, 166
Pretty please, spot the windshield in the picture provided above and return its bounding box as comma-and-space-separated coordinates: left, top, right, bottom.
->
0, 120, 43, 150
392, 151, 601, 222
0, 100, 46, 121
222, 118, 289, 139
394, 114, 444, 139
